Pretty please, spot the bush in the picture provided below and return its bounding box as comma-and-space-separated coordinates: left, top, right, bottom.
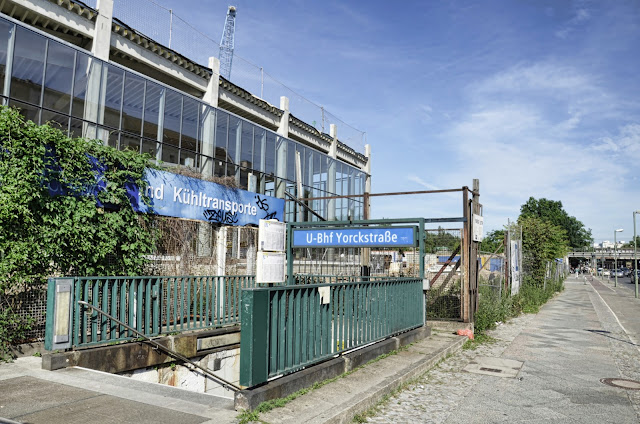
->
0, 106, 156, 360
475, 272, 564, 335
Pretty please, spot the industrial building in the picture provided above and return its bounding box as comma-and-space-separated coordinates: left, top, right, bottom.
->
0, 0, 371, 223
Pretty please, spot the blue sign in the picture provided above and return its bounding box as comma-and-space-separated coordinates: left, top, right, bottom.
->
132, 169, 285, 226
292, 227, 415, 248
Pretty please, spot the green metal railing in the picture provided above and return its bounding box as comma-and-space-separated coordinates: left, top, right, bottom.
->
240, 277, 424, 387
66, 275, 255, 348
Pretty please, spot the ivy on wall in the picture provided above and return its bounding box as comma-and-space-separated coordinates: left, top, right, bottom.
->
0, 106, 156, 359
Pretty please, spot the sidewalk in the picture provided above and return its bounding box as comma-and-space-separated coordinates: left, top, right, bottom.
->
0, 320, 468, 424
366, 276, 640, 423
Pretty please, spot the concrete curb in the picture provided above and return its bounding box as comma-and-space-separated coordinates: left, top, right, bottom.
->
321, 335, 467, 424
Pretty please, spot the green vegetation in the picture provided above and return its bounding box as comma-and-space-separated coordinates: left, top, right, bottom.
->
520, 197, 592, 249
0, 106, 156, 361
424, 227, 460, 254
479, 229, 505, 253
473, 197, 571, 340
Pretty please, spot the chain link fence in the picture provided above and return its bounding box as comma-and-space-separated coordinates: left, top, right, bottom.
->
86, 0, 366, 152
424, 228, 462, 321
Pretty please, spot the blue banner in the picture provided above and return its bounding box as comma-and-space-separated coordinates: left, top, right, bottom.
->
133, 169, 284, 226
292, 227, 415, 248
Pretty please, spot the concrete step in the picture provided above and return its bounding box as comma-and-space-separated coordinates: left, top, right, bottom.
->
57, 366, 235, 410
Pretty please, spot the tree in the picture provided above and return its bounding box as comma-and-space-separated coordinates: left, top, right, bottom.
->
424, 227, 460, 254
518, 216, 569, 284
479, 229, 505, 253
520, 197, 592, 249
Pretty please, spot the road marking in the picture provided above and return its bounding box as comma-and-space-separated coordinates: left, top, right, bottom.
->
589, 281, 640, 353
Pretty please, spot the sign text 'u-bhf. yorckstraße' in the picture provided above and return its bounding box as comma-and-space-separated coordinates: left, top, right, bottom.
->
292, 227, 416, 248
134, 169, 284, 226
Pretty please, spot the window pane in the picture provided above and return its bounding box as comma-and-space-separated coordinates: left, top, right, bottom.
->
240, 121, 253, 170
162, 144, 179, 164
10, 99, 39, 123
120, 133, 140, 153
69, 118, 83, 138
11, 27, 46, 105
121, 72, 144, 135
71, 52, 90, 118
102, 64, 123, 129
181, 97, 198, 152
0, 20, 13, 96
181, 148, 196, 167
228, 115, 241, 165
163, 90, 181, 147
305, 147, 313, 187
141, 137, 158, 157
41, 109, 69, 133
265, 131, 276, 175
143, 82, 163, 140
42, 41, 74, 113
287, 140, 296, 181
214, 110, 229, 176
253, 127, 264, 173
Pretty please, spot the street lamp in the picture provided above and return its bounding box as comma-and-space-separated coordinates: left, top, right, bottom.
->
634, 212, 640, 298
614, 229, 623, 287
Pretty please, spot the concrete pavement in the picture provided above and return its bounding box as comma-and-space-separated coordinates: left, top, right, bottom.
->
367, 275, 640, 423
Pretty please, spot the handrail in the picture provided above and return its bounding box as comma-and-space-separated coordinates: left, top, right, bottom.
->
77, 300, 241, 393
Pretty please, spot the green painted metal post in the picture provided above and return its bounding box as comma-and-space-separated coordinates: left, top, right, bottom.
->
419, 219, 425, 280
287, 223, 294, 285
44, 278, 56, 351
240, 288, 270, 387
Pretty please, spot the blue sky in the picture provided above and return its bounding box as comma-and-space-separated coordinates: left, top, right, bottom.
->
121, 0, 640, 245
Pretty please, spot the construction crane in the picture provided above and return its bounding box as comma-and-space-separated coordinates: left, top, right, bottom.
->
218, 5, 237, 80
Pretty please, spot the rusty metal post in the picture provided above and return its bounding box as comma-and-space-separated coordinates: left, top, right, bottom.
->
461, 186, 470, 322
360, 191, 371, 277
470, 179, 480, 320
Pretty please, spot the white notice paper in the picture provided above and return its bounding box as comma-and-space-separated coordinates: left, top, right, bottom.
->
472, 214, 484, 242
258, 219, 286, 252
256, 252, 286, 284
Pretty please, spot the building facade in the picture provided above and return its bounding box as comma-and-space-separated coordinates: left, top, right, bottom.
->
0, 0, 371, 223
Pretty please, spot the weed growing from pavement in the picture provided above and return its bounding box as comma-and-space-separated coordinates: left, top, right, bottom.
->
463, 333, 497, 350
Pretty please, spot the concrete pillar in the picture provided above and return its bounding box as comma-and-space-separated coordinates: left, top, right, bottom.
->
203, 57, 220, 108
216, 227, 228, 275
277, 96, 290, 137
197, 58, 221, 263
82, 60, 103, 140
92, 0, 113, 61
200, 56, 220, 176
274, 98, 289, 200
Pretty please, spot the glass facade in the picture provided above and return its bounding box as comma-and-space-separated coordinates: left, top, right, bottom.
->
0, 16, 366, 222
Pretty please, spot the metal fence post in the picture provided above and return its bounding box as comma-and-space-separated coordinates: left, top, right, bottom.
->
240, 288, 270, 387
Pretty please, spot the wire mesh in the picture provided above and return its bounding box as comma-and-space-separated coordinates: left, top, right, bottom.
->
424, 228, 462, 321
478, 251, 506, 298
105, 0, 365, 153
292, 247, 421, 280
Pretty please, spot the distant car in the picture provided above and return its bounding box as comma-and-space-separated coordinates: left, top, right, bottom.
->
602, 269, 611, 277
610, 269, 624, 278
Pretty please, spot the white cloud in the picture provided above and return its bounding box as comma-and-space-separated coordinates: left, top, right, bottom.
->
555, 7, 591, 39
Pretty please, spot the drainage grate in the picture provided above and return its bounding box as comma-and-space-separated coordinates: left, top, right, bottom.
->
600, 378, 640, 390
479, 367, 503, 373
